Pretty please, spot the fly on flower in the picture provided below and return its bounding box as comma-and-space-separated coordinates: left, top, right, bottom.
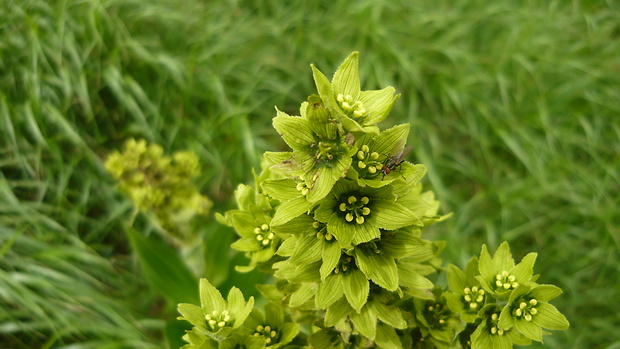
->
381, 139, 413, 180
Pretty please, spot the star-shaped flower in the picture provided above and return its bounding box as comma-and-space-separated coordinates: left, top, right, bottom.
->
476, 242, 537, 299
177, 278, 255, 339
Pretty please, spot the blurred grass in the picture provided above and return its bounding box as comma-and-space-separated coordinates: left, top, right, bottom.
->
1, 0, 618, 348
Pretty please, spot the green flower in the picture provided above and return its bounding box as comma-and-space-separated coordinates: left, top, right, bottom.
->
476, 242, 537, 299
219, 184, 281, 272
445, 257, 486, 322
498, 284, 569, 342
413, 287, 461, 344
271, 107, 357, 203
311, 52, 400, 134
314, 179, 423, 247
470, 304, 532, 349
178, 279, 255, 339
179, 327, 218, 349
243, 302, 300, 348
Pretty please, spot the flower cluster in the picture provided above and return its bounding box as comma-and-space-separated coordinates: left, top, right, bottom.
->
105, 139, 212, 244
177, 52, 568, 349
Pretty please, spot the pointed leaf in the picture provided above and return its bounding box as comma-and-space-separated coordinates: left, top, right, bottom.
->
529, 285, 563, 302
373, 200, 423, 229
311, 64, 332, 99
515, 318, 543, 342
325, 298, 353, 326
320, 242, 342, 280
272, 115, 314, 150
372, 302, 406, 329
289, 283, 317, 307
356, 249, 399, 291
177, 303, 206, 331
374, 323, 403, 349
447, 264, 467, 293
350, 306, 377, 340
270, 197, 313, 226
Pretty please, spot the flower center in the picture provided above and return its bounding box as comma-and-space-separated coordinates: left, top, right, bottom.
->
254, 224, 275, 247
313, 221, 334, 241
205, 310, 231, 331
338, 195, 371, 224
253, 325, 278, 344
333, 254, 354, 274
425, 303, 450, 330
355, 145, 383, 176
489, 312, 506, 336
337, 94, 366, 118
494, 270, 519, 291
513, 298, 539, 322
463, 286, 485, 310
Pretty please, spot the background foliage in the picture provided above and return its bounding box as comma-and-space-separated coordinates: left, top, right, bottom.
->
1, 0, 618, 348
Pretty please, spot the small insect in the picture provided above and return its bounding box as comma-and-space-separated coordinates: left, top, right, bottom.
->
381, 139, 413, 180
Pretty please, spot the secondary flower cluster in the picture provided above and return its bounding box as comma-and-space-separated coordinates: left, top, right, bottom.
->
177, 52, 568, 349
105, 139, 212, 244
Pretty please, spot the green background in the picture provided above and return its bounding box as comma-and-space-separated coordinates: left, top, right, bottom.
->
1, 0, 618, 348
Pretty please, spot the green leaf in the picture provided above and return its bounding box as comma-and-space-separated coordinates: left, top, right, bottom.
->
278, 322, 301, 347
316, 274, 344, 309
342, 269, 369, 312
511, 252, 537, 283
397, 263, 434, 290
493, 242, 515, 272
332, 51, 360, 99
127, 227, 198, 305
356, 249, 399, 291
289, 236, 323, 265
533, 302, 570, 330
350, 221, 381, 245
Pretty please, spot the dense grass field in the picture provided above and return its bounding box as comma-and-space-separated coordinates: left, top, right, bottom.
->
1, 0, 618, 348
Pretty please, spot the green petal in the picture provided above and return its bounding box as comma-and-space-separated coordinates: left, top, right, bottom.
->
498, 305, 515, 329
219, 333, 266, 349
379, 232, 428, 259
289, 236, 323, 265
272, 114, 314, 150
374, 323, 403, 349
447, 264, 467, 294
199, 278, 226, 313
510, 252, 537, 283
358, 87, 398, 125
320, 242, 342, 280
342, 269, 369, 313
372, 200, 423, 229
316, 274, 344, 309
351, 222, 381, 245
515, 318, 543, 342
277, 322, 300, 347
231, 237, 261, 252
350, 306, 377, 340
529, 284, 563, 302
470, 322, 492, 349
493, 242, 515, 272
287, 261, 321, 283
490, 333, 513, 349
311, 64, 332, 100
533, 302, 570, 330
289, 283, 317, 308
307, 158, 352, 203
477, 245, 496, 285
305, 95, 338, 139
177, 303, 206, 331
270, 197, 313, 226
326, 213, 355, 247
372, 301, 406, 329
271, 214, 315, 236
325, 298, 353, 327
229, 288, 254, 327
275, 236, 296, 256
264, 302, 284, 327
444, 292, 465, 314
261, 179, 301, 202
263, 151, 292, 167
397, 263, 434, 290
332, 51, 360, 99
356, 248, 399, 291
